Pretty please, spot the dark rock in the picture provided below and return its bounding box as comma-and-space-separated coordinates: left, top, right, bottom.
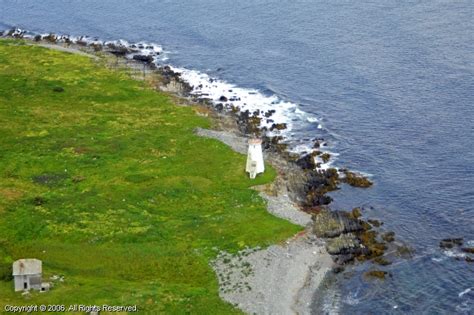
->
342, 171, 373, 188
296, 153, 317, 170
43, 33, 57, 43
321, 153, 331, 163
332, 265, 345, 274
461, 247, 474, 254
334, 254, 355, 265
90, 43, 103, 52
326, 233, 363, 255
313, 210, 364, 238
357, 230, 386, 260
466, 257, 474, 263
219, 96, 228, 102
270, 123, 287, 131
381, 231, 395, 243
132, 54, 153, 63
373, 257, 392, 266
264, 110, 276, 118
108, 46, 130, 56
302, 168, 339, 207
76, 39, 88, 46
215, 103, 224, 111
368, 219, 382, 227
351, 207, 362, 219
53, 86, 64, 93
439, 238, 464, 249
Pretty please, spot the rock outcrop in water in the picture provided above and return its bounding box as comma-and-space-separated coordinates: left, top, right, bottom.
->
313, 210, 363, 238
439, 237, 473, 263
341, 170, 373, 188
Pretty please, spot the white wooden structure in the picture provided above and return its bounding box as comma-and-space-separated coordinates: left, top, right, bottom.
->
246, 138, 265, 179
12, 259, 48, 292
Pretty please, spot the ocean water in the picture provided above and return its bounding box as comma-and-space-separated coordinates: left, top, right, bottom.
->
1, 0, 473, 313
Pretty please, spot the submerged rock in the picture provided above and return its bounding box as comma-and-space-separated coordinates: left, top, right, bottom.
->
365, 270, 389, 279
373, 257, 392, 266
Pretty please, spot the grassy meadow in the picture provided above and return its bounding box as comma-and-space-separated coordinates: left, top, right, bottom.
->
0, 39, 300, 313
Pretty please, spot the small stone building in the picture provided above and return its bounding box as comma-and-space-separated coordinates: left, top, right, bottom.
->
12, 259, 44, 292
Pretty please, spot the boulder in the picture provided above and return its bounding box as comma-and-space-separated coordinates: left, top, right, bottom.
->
326, 233, 363, 255
313, 210, 363, 238
132, 54, 153, 63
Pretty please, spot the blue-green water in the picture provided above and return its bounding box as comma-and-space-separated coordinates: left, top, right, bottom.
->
1, 0, 473, 313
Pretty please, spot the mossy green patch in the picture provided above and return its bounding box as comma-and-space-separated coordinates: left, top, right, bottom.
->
0, 39, 300, 313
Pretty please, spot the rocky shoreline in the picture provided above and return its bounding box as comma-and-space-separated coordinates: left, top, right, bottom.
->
2, 29, 414, 313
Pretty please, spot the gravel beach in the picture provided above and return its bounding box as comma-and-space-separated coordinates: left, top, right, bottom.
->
197, 127, 333, 314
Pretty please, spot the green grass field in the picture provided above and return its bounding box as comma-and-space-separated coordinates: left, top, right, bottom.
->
0, 39, 300, 313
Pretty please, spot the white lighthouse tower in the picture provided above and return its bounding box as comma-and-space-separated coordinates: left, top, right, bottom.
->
246, 138, 265, 179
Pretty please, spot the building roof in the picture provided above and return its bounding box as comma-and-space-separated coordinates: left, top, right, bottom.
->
12, 259, 42, 276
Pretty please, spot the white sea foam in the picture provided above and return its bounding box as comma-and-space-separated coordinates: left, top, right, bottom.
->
458, 287, 472, 298
431, 257, 446, 262
170, 66, 297, 131
343, 290, 361, 306
169, 67, 340, 158
443, 250, 466, 259
165, 65, 349, 172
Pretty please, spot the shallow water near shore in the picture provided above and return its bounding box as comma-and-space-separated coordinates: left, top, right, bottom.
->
1, 0, 473, 313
